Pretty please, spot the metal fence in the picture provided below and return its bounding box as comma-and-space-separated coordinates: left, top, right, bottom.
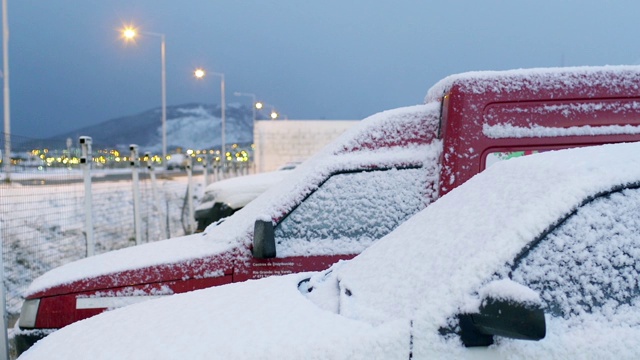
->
0, 134, 208, 316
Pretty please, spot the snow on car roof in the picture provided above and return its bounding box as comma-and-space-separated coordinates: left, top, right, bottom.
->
424, 65, 640, 102
25, 103, 441, 296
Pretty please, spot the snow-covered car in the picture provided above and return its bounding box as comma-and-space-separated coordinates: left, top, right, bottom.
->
19, 141, 640, 359
194, 166, 296, 231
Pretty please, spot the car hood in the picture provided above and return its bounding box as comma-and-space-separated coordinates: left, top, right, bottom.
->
25, 233, 240, 298
20, 273, 411, 360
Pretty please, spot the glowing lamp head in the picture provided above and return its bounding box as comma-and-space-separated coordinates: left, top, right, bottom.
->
255, 102, 263, 110
122, 27, 137, 40
270, 111, 278, 120
194, 68, 206, 78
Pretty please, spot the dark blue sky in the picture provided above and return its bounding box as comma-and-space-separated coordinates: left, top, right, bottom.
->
3, 0, 640, 138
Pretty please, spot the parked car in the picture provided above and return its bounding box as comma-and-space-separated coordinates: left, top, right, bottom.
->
19, 141, 640, 359
194, 165, 296, 232
15, 65, 640, 354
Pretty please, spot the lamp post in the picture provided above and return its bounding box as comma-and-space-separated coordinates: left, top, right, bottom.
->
1, 1, 9, 356
194, 68, 226, 159
2, 0, 10, 185
122, 26, 168, 160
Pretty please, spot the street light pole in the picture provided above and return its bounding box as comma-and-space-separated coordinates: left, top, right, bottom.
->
122, 27, 167, 160
2, 0, 10, 184
195, 69, 226, 158
1, 1, 9, 357
144, 32, 167, 161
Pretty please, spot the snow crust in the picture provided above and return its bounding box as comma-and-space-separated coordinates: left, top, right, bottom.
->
484, 124, 640, 138
425, 65, 640, 102
25, 233, 233, 296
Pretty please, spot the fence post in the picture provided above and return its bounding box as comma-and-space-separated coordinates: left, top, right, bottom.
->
130, 145, 142, 245
146, 152, 166, 240
203, 153, 210, 187
80, 136, 94, 257
186, 156, 195, 234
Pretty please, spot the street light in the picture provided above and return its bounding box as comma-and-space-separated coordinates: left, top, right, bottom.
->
121, 25, 168, 160
194, 68, 226, 158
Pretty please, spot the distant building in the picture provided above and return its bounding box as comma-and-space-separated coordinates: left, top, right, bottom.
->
254, 120, 359, 172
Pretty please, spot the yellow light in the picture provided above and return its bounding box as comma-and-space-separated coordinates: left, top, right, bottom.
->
121, 26, 138, 42
270, 111, 278, 120
194, 68, 206, 78
255, 102, 263, 110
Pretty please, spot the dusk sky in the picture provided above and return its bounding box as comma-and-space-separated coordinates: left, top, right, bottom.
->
3, 1, 640, 139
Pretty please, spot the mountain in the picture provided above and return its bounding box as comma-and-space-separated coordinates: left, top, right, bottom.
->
16, 103, 258, 153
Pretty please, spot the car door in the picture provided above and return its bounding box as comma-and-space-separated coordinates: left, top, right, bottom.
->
465, 185, 640, 358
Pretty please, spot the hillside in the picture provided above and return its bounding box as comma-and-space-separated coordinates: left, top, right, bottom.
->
16, 103, 257, 153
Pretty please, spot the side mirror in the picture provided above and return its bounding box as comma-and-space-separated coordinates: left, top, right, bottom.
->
253, 220, 276, 259
457, 280, 546, 347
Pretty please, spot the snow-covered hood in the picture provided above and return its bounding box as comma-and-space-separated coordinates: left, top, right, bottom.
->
25, 233, 240, 297
196, 169, 294, 211
21, 273, 411, 360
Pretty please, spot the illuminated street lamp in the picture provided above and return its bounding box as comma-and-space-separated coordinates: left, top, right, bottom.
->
194, 68, 227, 157
121, 25, 168, 160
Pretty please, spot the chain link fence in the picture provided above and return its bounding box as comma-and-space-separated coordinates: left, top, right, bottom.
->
0, 133, 205, 316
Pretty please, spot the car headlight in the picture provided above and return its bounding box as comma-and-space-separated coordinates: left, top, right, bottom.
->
18, 299, 40, 328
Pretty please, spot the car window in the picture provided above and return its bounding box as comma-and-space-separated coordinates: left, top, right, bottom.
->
274, 167, 437, 256
511, 187, 640, 318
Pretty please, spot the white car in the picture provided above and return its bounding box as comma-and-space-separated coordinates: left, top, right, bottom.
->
19, 141, 640, 359
194, 166, 296, 231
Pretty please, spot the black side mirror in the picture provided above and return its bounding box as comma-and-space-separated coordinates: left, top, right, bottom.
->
253, 220, 276, 259
458, 296, 546, 347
